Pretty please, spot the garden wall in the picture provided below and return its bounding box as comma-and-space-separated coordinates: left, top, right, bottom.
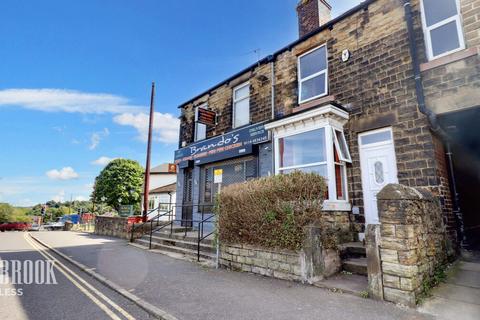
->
367, 184, 448, 306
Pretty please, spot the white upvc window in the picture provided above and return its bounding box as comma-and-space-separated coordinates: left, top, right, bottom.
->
273, 122, 351, 206
194, 105, 207, 141
298, 44, 328, 103
420, 0, 465, 60
233, 82, 250, 128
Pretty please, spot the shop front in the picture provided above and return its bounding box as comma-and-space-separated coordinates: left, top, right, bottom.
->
174, 122, 271, 228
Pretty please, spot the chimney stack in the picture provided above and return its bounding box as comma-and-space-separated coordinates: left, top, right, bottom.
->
297, 0, 332, 37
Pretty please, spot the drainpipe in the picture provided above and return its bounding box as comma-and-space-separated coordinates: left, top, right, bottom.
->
403, 0, 463, 246
270, 58, 276, 120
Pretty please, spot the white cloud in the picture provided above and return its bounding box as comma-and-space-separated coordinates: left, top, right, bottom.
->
0, 88, 143, 114
91, 156, 116, 166
113, 112, 179, 144
52, 190, 66, 202
89, 128, 110, 150
46, 167, 79, 180
75, 195, 88, 201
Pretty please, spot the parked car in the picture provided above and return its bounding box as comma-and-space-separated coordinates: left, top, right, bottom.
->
28, 223, 42, 231
43, 218, 65, 231
0, 222, 31, 232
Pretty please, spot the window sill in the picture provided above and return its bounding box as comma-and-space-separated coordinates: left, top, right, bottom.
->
420, 47, 478, 72
323, 201, 351, 212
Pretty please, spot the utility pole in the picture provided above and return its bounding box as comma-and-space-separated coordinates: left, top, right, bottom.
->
143, 82, 155, 223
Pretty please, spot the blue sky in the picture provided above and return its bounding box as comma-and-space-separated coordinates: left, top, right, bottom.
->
0, 0, 361, 206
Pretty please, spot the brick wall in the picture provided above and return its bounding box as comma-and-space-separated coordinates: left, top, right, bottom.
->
179, 63, 273, 146
297, 0, 332, 37
409, 0, 480, 115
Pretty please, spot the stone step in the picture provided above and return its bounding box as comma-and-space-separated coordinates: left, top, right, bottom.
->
154, 225, 193, 233
140, 234, 215, 253
134, 238, 216, 261
152, 230, 214, 246
339, 242, 366, 259
342, 257, 368, 276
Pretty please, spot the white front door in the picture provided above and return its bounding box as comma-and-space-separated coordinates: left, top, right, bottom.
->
359, 128, 398, 225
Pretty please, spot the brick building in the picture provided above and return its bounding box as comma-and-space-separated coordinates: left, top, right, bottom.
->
174, 0, 480, 251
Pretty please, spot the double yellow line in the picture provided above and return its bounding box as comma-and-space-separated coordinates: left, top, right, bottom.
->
24, 233, 135, 320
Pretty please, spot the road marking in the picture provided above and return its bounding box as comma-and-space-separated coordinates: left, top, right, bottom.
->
24, 233, 135, 320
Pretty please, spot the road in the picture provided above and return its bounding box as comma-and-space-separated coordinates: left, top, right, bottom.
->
0, 232, 154, 320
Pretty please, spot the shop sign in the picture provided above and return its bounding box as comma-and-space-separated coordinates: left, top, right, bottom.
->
174, 122, 269, 165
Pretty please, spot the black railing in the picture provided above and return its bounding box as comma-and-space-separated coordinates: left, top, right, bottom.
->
129, 203, 216, 261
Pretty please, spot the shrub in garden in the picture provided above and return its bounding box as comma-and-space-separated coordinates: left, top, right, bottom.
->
216, 171, 328, 251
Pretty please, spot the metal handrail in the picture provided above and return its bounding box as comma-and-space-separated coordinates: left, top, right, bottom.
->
129, 203, 217, 261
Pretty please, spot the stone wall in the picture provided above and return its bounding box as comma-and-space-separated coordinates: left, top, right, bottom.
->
95, 216, 148, 240
220, 225, 343, 283
367, 184, 448, 306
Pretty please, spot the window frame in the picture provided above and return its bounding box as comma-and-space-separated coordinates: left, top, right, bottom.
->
420, 0, 465, 61
297, 43, 329, 104
273, 121, 350, 204
194, 104, 207, 142
232, 81, 250, 129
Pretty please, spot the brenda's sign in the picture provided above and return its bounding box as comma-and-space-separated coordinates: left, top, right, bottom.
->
175, 123, 269, 165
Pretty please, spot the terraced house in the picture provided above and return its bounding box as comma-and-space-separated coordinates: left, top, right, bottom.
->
173, 0, 480, 256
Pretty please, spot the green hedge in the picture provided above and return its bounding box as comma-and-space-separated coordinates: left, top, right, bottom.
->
216, 171, 327, 251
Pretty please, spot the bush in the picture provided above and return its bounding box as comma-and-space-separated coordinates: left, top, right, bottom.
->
216, 171, 328, 251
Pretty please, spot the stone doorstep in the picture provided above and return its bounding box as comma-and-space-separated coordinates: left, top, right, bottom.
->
342, 257, 368, 276
339, 242, 366, 258
314, 273, 368, 296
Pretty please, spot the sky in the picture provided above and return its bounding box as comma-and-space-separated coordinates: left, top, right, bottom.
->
0, 0, 362, 207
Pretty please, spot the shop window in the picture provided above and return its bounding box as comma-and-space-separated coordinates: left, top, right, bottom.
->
233, 82, 250, 128
201, 158, 257, 205
420, 0, 465, 60
298, 44, 328, 103
195, 105, 207, 141
275, 125, 350, 203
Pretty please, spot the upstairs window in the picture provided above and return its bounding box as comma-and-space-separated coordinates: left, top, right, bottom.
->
233, 82, 250, 128
194, 105, 207, 141
421, 0, 465, 60
298, 44, 328, 103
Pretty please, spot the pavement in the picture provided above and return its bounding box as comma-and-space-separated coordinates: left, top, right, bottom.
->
0, 232, 154, 320
28, 231, 433, 320
418, 252, 480, 320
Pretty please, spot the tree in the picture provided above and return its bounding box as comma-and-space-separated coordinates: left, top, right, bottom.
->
91, 159, 144, 211
0, 203, 14, 223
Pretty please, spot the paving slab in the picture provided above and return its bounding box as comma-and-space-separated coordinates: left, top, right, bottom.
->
446, 269, 480, 289
432, 283, 480, 305
419, 296, 480, 320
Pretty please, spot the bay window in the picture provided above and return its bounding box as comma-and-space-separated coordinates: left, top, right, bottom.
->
298, 44, 328, 103
420, 0, 465, 60
266, 105, 351, 210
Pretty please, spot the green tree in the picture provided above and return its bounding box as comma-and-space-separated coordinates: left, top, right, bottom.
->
0, 203, 14, 223
91, 159, 144, 211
